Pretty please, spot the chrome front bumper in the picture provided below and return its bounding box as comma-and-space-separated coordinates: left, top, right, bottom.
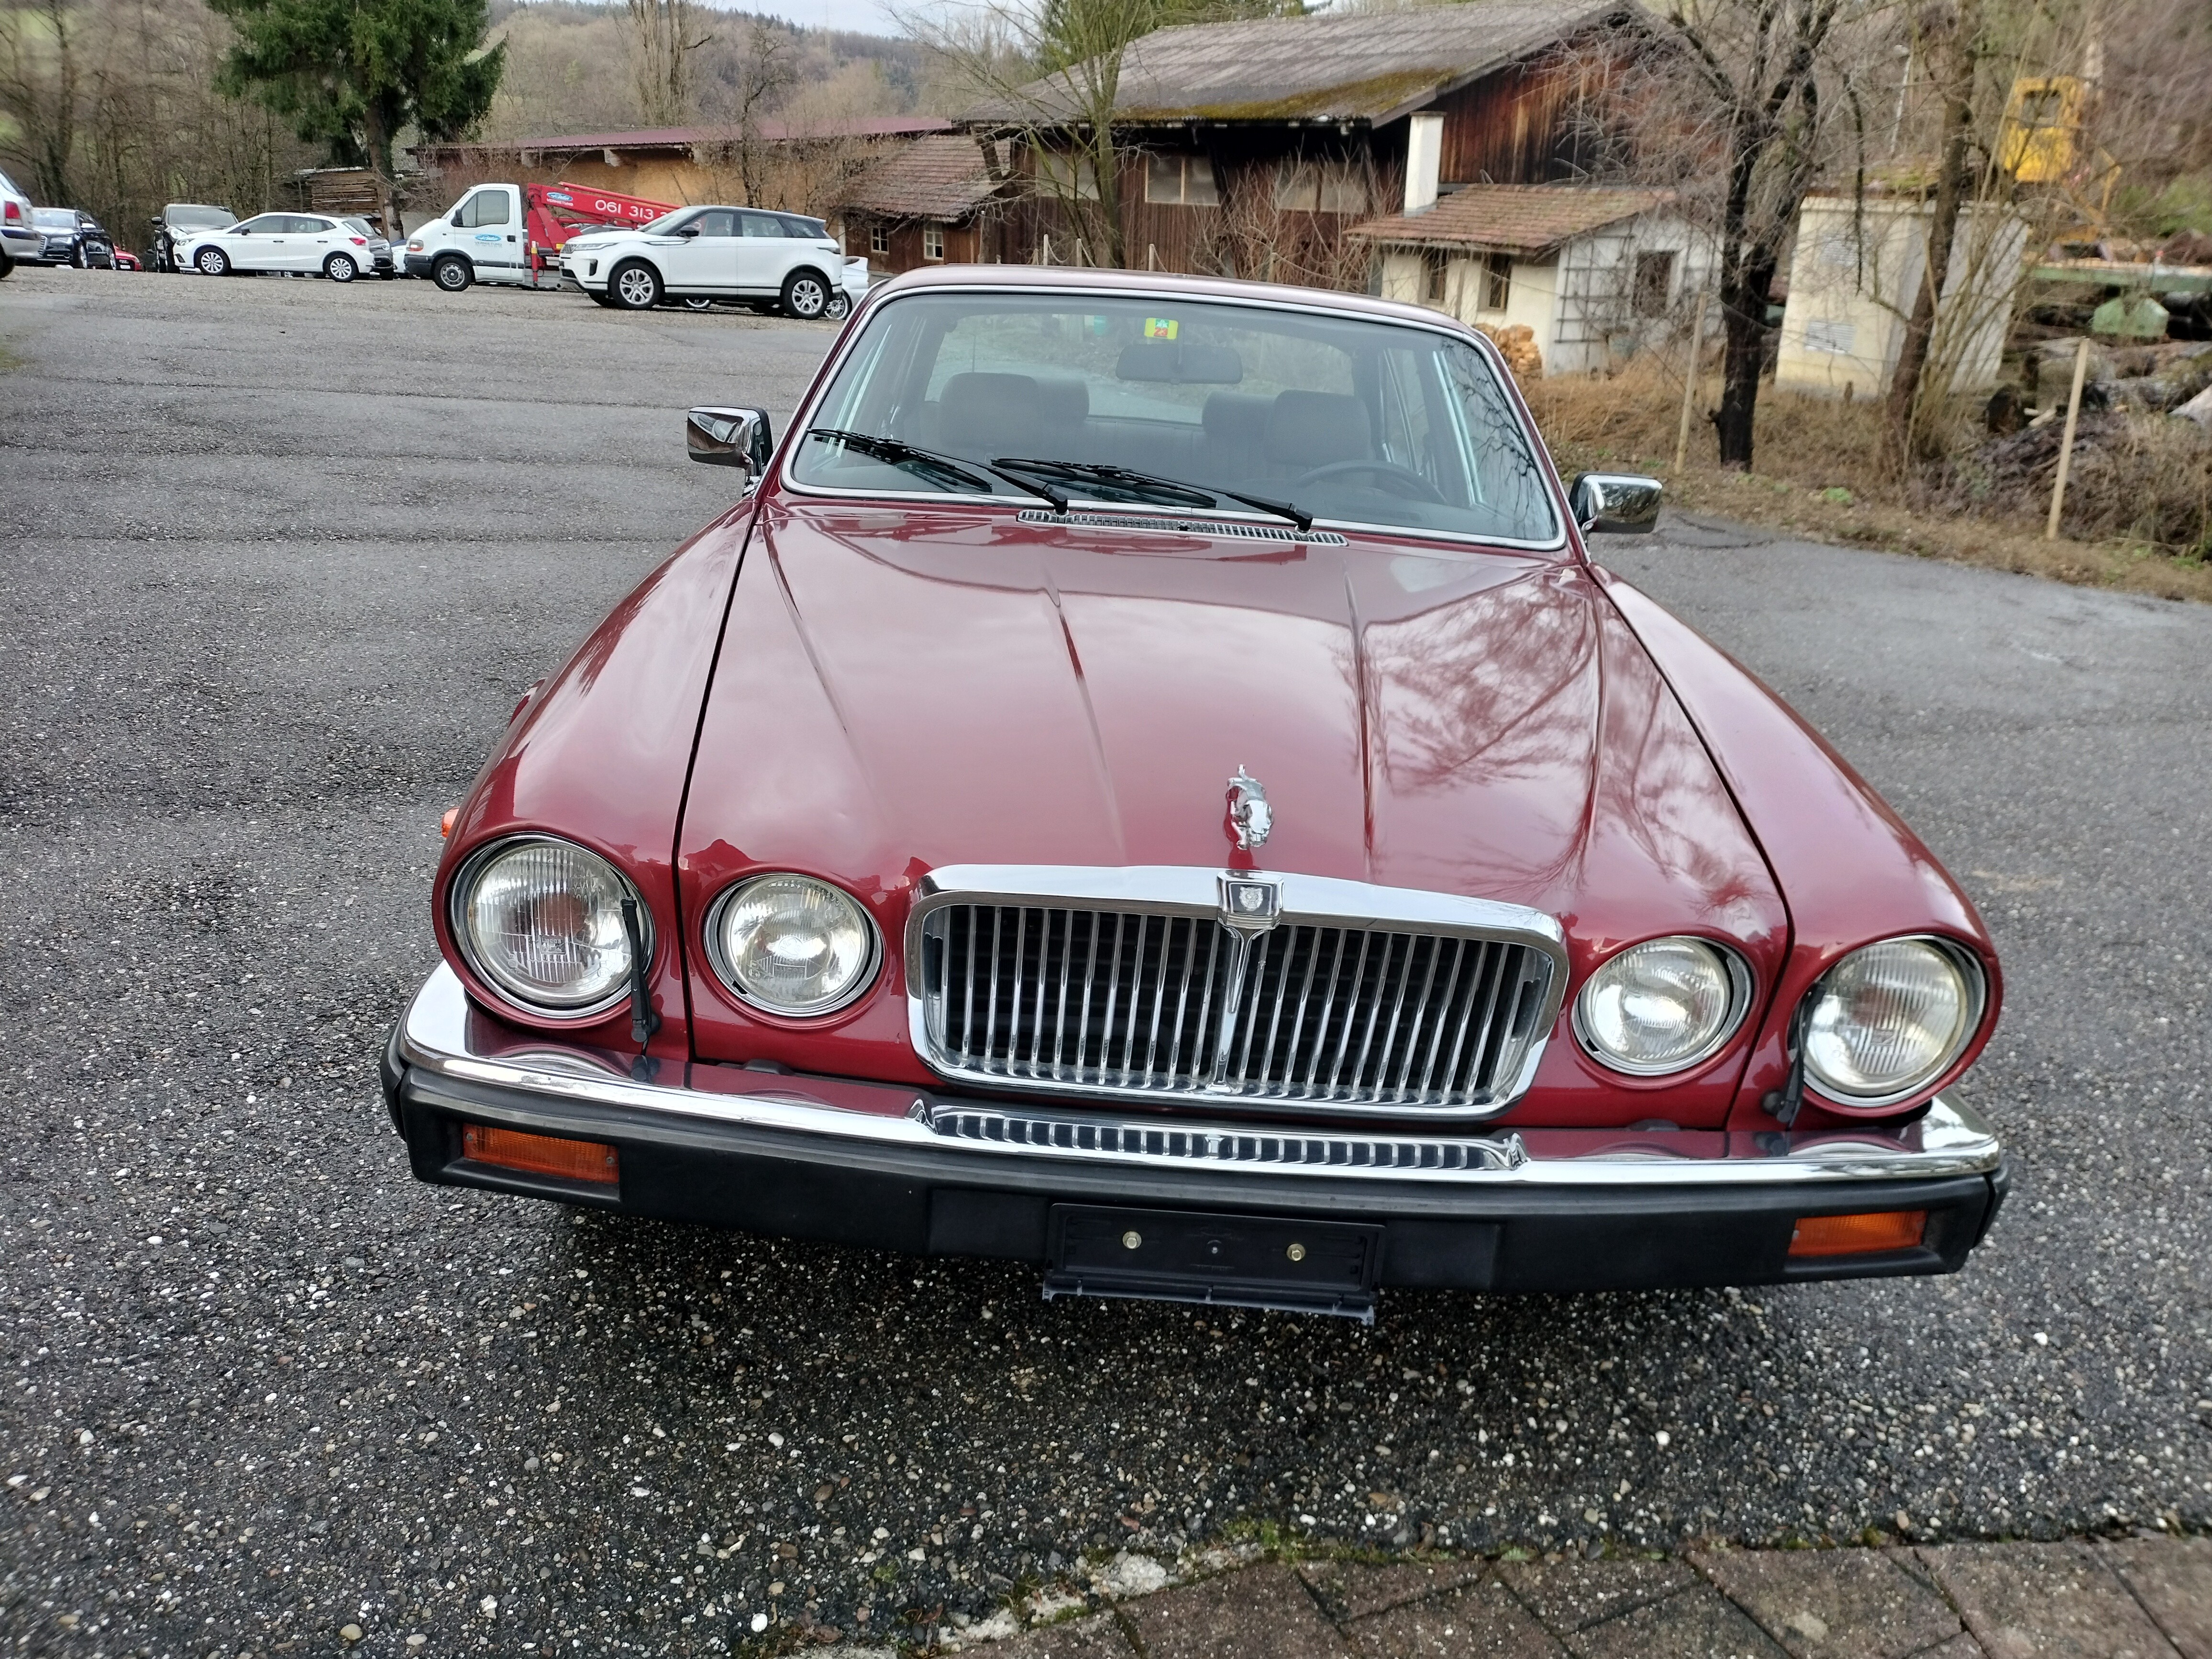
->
392, 964, 2002, 1190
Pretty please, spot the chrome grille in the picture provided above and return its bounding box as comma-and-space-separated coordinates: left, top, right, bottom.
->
918, 1100, 1527, 1172
914, 902, 1556, 1112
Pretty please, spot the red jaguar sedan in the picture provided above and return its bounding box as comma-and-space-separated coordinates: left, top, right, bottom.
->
382, 266, 2006, 1319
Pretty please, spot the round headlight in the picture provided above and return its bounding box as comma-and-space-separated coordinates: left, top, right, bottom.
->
1575, 936, 1749, 1075
454, 836, 639, 1017
1803, 937, 1982, 1106
707, 873, 878, 1017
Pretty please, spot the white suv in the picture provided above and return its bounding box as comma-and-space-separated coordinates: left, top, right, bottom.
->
0, 167, 41, 273
562, 205, 866, 318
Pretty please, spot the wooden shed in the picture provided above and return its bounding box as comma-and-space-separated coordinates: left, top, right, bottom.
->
964, 0, 1640, 278
831, 134, 1006, 274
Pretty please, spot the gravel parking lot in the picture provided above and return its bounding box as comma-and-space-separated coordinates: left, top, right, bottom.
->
2, 266, 2208, 1658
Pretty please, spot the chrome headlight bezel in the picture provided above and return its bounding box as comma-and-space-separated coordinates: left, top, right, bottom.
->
704, 872, 882, 1019
1572, 935, 1755, 1077
448, 833, 646, 1022
1802, 934, 1988, 1109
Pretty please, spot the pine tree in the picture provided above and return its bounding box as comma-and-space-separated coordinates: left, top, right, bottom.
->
206, 0, 504, 236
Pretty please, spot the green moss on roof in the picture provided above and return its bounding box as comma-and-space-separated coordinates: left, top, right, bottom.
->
1120, 67, 1450, 123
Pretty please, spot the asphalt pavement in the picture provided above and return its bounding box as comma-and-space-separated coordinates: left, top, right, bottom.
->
1, 267, 2207, 1659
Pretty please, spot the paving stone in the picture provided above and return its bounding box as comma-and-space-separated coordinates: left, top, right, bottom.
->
1495, 1556, 1700, 1634
1913, 1638, 1989, 1659
2101, 1537, 2212, 1659
979, 1612, 1138, 1657
1563, 1582, 1788, 1658
1691, 1545, 1964, 1657
1919, 1542, 2181, 1659
1118, 1563, 1353, 1659
1350, 1578, 1567, 1657
1298, 1557, 1489, 1621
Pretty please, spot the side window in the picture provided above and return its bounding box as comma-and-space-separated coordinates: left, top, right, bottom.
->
236, 215, 279, 234
692, 210, 737, 238
454, 192, 509, 228
738, 211, 783, 239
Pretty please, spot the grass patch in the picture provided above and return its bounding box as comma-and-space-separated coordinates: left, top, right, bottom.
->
1524, 359, 2212, 604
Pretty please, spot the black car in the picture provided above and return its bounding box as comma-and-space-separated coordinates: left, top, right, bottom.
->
148, 202, 237, 273
31, 208, 113, 267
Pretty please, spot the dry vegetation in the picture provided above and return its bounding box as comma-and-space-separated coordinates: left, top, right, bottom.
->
477, 0, 921, 140
1525, 357, 2212, 603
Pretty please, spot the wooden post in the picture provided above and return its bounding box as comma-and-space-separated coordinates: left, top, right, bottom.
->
1672, 283, 1712, 475
1039, 234, 1051, 267
2046, 337, 2090, 541
1147, 243, 1158, 270
1075, 238, 1087, 267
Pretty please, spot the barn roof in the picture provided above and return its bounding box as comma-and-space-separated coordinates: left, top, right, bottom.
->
1347, 183, 1673, 254
839, 134, 1001, 221
969, 0, 1631, 128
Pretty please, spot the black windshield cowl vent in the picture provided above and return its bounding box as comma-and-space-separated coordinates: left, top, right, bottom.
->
1016, 509, 1346, 546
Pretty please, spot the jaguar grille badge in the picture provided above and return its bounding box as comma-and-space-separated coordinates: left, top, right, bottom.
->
1226, 766, 1272, 852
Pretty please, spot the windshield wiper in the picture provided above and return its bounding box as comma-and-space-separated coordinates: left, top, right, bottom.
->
992, 458, 1313, 532
807, 429, 1066, 509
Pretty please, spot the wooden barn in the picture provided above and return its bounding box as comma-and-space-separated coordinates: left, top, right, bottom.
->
830, 134, 1007, 275
962, 0, 1638, 279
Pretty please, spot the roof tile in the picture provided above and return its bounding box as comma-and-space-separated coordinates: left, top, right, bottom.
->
1347, 183, 1673, 254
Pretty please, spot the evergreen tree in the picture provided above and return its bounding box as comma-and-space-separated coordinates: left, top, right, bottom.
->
206, 0, 504, 235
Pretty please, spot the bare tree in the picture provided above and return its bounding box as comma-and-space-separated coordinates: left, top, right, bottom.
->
731, 18, 795, 205
626, 0, 711, 126
0, 0, 82, 202
1603, 0, 1885, 467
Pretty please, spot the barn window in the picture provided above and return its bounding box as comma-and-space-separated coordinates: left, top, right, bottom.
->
922, 224, 945, 260
1480, 251, 1512, 312
1273, 165, 1366, 215
1422, 250, 1449, 305
1038, 152, 1101, 200
1145, 154, 1218, 206
869, 223, 889, 256
1633, 251, 1674, 316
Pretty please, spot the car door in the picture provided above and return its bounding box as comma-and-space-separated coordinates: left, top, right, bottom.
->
736, 211, 790, 295
657, 210, 738, 292
451, 188, 523, 279
293, 215, 340, 272
225, 214, 285, 271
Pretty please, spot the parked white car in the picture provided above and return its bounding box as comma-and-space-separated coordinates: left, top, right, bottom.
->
561, 205, 866, 318
181, 212, 381, 282
0, 166, 41, 274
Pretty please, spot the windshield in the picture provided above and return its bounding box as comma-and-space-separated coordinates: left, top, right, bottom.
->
169, 205, 235, 229
791, 291, 1559, 545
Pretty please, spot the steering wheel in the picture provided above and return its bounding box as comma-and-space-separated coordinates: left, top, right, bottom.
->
1294, 459, 1449, 503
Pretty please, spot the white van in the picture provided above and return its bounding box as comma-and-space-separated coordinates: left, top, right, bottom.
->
401, 184, 534, 291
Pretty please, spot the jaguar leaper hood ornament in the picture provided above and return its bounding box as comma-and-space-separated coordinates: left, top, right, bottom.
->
1226, 766, 1272, 852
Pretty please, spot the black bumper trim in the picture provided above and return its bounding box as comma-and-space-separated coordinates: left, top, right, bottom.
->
382, 1026, 2006, 1295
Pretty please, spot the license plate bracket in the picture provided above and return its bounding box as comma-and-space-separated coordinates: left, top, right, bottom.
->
1042, 1205, 1382, 1322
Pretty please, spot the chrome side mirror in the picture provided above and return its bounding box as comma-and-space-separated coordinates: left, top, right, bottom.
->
687, 407, 773, 482
1569, 472, 1663, 534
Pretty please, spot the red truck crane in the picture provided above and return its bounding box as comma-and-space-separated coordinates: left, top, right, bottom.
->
404, 179, 680, 290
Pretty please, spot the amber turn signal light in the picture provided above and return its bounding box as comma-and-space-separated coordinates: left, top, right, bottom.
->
1788, 1209, 1926, 1258
440, 808, 458, 838
461, 1123, 619, 1185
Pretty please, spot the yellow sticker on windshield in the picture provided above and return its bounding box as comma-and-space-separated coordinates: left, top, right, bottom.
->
1143, 318, 1180, 340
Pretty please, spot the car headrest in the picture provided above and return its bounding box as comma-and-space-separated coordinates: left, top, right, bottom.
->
938, 372, 1041, 452
1266, 391, 1372, 469
1034, 376, 1089, 426
1202, 392, 1273, 447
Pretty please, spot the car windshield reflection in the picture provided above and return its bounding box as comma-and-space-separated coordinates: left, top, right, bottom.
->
790, 291, 1561, 546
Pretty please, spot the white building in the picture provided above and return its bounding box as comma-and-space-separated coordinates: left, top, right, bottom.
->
1349, 179, 1717, 377
1774, 192, 2030, 399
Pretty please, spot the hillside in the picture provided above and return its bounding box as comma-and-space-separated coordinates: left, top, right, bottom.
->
479, 0, 924, 139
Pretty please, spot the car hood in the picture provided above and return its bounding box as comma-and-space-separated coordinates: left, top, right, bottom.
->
679, 499, 1787, 957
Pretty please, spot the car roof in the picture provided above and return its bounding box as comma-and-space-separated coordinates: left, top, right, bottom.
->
860, 262, 1484, 339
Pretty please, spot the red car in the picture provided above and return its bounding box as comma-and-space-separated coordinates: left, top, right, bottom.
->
383, 266, 2006, 1317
